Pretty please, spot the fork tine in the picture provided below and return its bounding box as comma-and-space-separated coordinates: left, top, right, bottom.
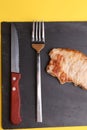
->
42, 22, 45, 42
32, 21, 45, 42
32, 22, 35, 42
36, 22, 38, 41
39, 22, 41, 41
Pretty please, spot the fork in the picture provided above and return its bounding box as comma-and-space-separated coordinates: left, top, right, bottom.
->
32, 22, 45, 122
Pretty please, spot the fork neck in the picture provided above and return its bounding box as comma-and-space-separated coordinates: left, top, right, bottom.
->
32, 43, 45, 53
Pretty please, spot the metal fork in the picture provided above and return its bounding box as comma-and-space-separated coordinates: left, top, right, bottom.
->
32, 22, 45, 122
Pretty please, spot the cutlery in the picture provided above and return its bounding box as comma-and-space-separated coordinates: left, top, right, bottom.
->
11, 23, 22, 125
32, 21, 45, 122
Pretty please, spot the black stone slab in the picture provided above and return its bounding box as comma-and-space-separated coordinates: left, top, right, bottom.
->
2, 22, 87, 129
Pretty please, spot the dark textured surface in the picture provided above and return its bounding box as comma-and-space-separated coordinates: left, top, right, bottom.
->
2, 22, 87, 129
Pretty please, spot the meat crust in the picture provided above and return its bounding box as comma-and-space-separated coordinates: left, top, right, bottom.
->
46, 48, 87, 90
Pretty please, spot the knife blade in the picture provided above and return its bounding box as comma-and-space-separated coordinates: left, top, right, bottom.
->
11, 23, 22, 125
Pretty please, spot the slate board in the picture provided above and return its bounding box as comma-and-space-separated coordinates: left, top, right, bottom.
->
2, 22, 87, 129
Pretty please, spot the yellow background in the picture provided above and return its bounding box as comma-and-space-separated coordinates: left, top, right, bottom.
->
1, 0, 87, 129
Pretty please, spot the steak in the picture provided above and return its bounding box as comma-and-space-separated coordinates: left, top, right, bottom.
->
46, 48, 87, 90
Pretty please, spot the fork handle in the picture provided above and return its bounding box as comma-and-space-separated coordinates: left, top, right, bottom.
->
36, 53, 42, 122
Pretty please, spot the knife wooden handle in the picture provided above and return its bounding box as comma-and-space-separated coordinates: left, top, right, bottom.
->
11, 72, 22, 125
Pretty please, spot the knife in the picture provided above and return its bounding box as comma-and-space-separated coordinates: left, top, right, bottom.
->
11, 23, 22, 125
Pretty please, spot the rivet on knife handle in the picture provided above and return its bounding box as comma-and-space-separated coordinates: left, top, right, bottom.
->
11, 72, 22, 125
